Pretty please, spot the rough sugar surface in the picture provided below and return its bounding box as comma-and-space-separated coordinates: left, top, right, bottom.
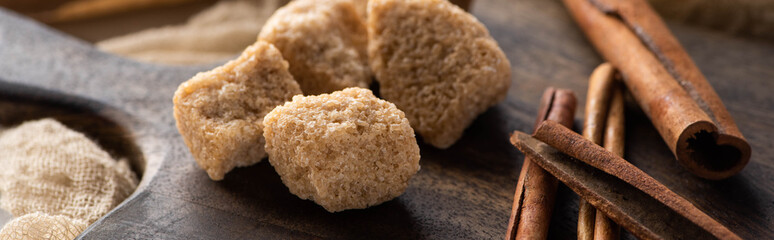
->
259, 0, 371, 95
173, 41, 302, 180
367, 0, 512, 148
263, 88, 420, 212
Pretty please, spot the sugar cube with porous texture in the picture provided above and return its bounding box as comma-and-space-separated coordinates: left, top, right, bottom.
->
367, 0, 512, 149
259, 0, 371, 95
174, 41, 302, 181
263, 88, 421, 212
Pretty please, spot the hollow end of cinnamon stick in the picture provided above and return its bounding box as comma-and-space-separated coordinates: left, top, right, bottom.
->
563, 0, 752, 180
676, 121, 751, 180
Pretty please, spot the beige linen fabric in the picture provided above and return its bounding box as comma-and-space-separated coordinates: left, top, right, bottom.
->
0, 119, 138, 238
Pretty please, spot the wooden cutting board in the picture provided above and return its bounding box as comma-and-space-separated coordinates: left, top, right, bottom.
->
1, 1, 773, 239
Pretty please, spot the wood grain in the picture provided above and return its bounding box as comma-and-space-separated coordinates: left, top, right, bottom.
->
0, 0, 772, 239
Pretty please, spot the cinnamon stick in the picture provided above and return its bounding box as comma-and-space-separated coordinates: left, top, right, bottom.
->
603, 85, 626, 159
579, 63, 622, 240
563, 0, 751, 179
582, 63, 615, 146
522, 120, 741, 239
506, 88, 576, 240
511, 126, 740, 240
578, 63, 614, 240
577, 201, 595, 240
594, 83, 625, 240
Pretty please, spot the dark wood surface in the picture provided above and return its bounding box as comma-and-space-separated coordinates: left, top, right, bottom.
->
0, 0, 772, 239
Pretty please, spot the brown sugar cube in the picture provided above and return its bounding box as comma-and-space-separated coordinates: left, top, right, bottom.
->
367, 0, 512, 148
173, 41, 302, 181
263, 88, 421, 212
258, 0, 371, 95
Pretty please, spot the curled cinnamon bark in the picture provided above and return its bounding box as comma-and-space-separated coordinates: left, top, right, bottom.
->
582, 63, 615, 145
578, 63, 614, 240
603, 85, 626, 158
579, 63, 622, 240
594, 83, 625, 240
506, 88, 576, 240
563, 0, 751, 179
523, 120, 741, 240
577, 201, 595, 240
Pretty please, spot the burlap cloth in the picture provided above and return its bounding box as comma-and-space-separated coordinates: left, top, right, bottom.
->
0, 213, 86, 240
0, 119, 138, 239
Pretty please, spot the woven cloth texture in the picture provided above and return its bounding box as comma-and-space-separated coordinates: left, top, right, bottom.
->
0, 119, 138, 238
0, 212, 86, 240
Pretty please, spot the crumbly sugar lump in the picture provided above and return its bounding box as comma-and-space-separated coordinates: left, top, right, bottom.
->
173, 41, 302, 180
367, 0, 512, 148
0, 212, 86, 240
263, 88, 421, 212
0, 119, 138, 225
258, 0, 371, 95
